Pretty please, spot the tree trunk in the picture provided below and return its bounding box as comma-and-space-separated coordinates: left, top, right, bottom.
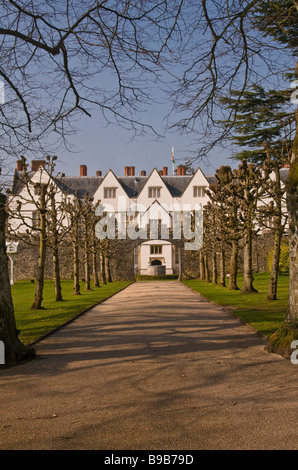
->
105, 255, 112, 283
287, 87, 298, 321
84, 219, 91, 291
241, 230, 258, 294
229, 240, 239, 290
100, 251, 107, 285
212, 252, 217, 284
204, 254, 211, 282
91, 229, 100, 287
267, 227, 282, 300
31, 185, 47, 309
53, 245, 63, 301
72, 218, 81, 295
178, 247, 182, 281
0, 194, 34, 363
219, 250, 226, 287
199, 250, 205, 280
267, 164, 283, 301
50, 193, 63, 301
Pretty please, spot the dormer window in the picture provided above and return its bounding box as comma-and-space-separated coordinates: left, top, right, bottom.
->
104, 187, 117, 198
193, 186, 206, 197
148, 187, 161, 198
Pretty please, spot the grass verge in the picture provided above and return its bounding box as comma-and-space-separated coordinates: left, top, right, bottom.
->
183, 273, 289, 338
12, 280, 132, 345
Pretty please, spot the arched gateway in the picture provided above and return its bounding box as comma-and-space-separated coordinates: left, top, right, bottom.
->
134, 239, 178, 275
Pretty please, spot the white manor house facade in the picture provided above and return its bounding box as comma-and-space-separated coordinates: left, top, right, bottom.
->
9, 160, 289, 276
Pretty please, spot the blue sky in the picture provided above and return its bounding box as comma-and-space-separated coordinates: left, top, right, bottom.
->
56, 101, 234, 179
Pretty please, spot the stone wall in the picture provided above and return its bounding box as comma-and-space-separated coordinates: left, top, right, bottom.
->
8, 231, 288, 282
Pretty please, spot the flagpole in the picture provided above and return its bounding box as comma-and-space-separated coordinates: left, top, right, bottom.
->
171, 145, 175, 175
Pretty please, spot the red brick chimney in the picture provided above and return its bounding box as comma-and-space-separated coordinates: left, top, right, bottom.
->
177, 165, 186, 176
31, 160, 46, 172
130, 166, 135, 176
163, 167, 168, 176
141, 170, 146, 176
96, 170, 102, 177
124, 166, 130, 176
80, 165, 87, 176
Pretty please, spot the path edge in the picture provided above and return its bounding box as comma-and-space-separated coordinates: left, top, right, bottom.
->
29, 281, 135, 347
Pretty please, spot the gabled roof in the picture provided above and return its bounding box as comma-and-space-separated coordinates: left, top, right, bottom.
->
140, 198, 172, 218
117, 176, 148, 198
12, 166, 220, 200
57, 176, 103, 198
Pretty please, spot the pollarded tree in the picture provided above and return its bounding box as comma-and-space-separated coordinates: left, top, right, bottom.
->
258, 152, 288, 300
81, 194, 101, 291
64, 194, 83, 296
234, 160, 263, 294
7, 157, 52, 309
207, 166, 243, 291
220, 83, 291, 299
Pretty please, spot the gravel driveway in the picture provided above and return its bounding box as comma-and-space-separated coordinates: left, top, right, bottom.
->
1, 281, 297, 450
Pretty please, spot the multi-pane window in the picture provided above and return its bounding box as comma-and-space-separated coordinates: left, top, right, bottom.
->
148, 187, 161, 198
193, 186, 206, 197
104, 187, 117, 198
150, 245, 162, 255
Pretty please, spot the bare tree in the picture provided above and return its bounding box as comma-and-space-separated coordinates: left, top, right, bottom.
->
258, 152, 288, 300
170, 0, 298, 320
7, 157, 52, 309
207, 166, 243, 291
65, 195, 83, 296
0, 0, 185, 167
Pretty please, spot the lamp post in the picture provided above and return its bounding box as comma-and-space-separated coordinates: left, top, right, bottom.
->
6, 241, 19, 285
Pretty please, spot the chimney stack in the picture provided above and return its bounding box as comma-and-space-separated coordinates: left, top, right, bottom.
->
124, 166, 135, 176
31, 160, 46, 172
96, 170, 102, 177
177, 165, 186, 176
163, 167, 168, 176
141, 170, 146, 176
80, 164, 87, 176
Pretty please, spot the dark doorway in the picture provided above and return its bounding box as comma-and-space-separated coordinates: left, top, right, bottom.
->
151, 259, 162, 266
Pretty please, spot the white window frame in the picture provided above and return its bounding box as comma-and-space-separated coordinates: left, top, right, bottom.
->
148, 187, 161, 198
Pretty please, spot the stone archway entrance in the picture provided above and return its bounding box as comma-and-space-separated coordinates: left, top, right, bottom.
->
134, 239, 179, 276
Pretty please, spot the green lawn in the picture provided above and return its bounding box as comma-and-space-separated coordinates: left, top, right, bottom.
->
12, 280, 132, 345
183, 273, 289, 338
